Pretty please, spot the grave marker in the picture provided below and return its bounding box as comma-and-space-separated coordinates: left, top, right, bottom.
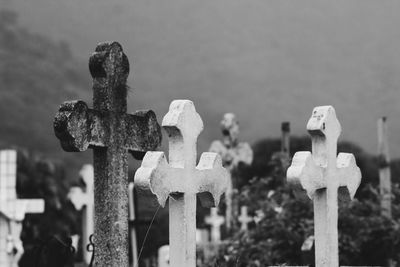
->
205, 208, 224, 243
287, 106, 362, 267
209, 113, 253, 230
377, 117, 391, 218
68, 164, 94, 264
0, 150, 44, 267
53, 42, 162, 266
135, 100, 229, 267
238, 206, 252, 232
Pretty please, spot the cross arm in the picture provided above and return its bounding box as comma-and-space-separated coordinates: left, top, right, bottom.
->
134, 152, 182, 208
54, 100, 104, 152
195, 152, 229, 208
336, 153, 362, 199
125, 110, 162, 159
54, 101, 162, 154
287, 151, 324, 199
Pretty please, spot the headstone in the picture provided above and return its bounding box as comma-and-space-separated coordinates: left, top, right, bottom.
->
67, 164, 94, 264
128, 182, 138, 266
205, 208, 224, 243
287, 106, 362, 267
135, 100, 229, 267
377, 117, 391, 218
53, 42, 162, 266
209, 113, 253, 230
0, 150, 44, 267
158, 245, 169, 267
238, 206, 252, 232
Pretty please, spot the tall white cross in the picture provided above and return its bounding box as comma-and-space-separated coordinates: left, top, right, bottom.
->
238, 206, 252, 232
128, 182, 138, 267
287, 106, 362, 267
68, 164, 94, 265
205, 208, 224, 243
0, 150, 44, 267
134, 100, 229, 267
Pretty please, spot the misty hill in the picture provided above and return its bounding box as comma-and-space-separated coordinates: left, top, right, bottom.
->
0, 9, 91, 175
2, 1, 400, 168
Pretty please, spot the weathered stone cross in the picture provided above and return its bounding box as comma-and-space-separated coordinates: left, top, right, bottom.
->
135, 100, 229, 267
54, 42, 162, 267
209, 113, 253, 230
238, 205, 252, 232
287, 106, 362, 267
0, 150, 44, 267
68, 164, 94, 265
205, 208, 224, 243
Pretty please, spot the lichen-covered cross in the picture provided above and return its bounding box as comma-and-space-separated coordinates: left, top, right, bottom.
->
68, 164, 94, 265
135, 100, 229, 267
53, 42, 162, 267
205, 208, 224, 243
287, 106, 362, 267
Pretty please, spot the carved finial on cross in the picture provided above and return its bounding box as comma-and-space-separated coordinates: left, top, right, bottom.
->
135, 100, 229, 267
287, 106, 361, 267
205, 208, 224, 243
53, 42, 162, 267
209, 113, 253, 231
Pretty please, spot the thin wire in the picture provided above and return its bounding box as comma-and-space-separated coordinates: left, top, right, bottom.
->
134, 205, 160, 267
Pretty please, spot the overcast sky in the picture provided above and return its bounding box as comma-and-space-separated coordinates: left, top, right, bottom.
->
5, 0, 400, 157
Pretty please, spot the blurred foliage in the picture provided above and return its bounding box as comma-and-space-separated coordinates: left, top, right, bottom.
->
202, 136, 400, 266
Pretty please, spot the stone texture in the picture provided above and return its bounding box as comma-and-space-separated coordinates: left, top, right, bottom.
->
53, 42, 162, 267
135, 100, 229, 267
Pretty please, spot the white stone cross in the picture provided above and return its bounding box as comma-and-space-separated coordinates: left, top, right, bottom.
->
287, 106, 362, 267
68, 164, 94, 265
0, 150, 44, 267
135, 100, 229, 267
205, 208, 224, 243
128, 182, 138, 267
238, 206, 252, 232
